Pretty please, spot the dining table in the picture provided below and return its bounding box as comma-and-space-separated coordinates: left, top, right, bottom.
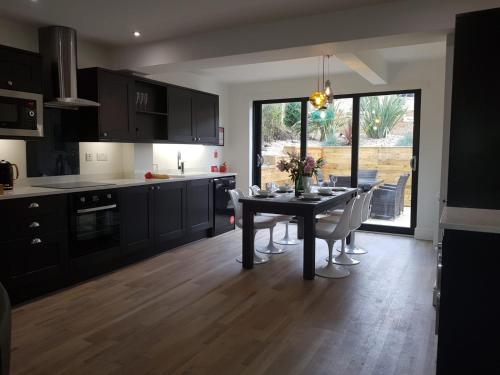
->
239, 187, 358, 280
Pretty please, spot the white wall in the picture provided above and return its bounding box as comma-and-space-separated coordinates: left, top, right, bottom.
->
225, 58, 447, 240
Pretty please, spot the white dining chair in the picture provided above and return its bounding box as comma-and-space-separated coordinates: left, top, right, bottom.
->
230, 189, 277, 265
343, 187, 375, 254
249, 185, 295, 253
333, 192, 367, 265
315, 196, 357, 278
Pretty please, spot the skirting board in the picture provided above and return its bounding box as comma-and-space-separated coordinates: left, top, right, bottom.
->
414, 227, 434, 241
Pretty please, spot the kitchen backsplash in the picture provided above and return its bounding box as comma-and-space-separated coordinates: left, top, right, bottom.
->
0, 139, 225, 180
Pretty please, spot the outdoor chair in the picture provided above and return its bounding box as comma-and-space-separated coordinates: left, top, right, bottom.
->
358, 169, 379, 180
370, 174, 410, 220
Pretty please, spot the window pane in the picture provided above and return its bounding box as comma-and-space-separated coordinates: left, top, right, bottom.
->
359, 93, 415, 228
260, 102, 301, 188
306, 98, 353, 187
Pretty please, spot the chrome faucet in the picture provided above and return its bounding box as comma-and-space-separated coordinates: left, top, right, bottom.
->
177, 151, 184, 174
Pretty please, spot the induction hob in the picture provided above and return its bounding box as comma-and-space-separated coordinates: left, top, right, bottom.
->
32, 181, 116, 189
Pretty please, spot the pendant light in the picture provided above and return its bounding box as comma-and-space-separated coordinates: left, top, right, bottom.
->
309, 56, 327, 109
324, 55, 334, 104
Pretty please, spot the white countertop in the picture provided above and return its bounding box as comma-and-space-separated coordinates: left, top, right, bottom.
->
440, 206, 500, 234
0, 172, 236, 200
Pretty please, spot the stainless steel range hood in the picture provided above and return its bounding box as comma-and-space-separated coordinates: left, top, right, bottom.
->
39, 26, 100, 109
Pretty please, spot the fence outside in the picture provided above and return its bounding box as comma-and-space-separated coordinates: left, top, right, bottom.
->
261, 146, 413, 206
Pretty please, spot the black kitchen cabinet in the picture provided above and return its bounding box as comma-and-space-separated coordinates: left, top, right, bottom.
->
167, 86, 194, 143
154, 181, 187, 251
187, 179, 214, 232
168, 87, 219, 145
447, 8, 500, 209
0, 233, 67, 304
64, 68, 135, 142
0, 194, 68, 304
436, 229, 500, 374
120, 185, 155, 258
193, 92, 219, 144
0, 45, 42, 93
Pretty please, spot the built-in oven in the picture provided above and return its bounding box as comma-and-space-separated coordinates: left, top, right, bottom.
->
69, 190, 120, 258
0, 88, 43, 137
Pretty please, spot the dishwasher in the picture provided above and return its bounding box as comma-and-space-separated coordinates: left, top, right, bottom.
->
211, 177, 236, 236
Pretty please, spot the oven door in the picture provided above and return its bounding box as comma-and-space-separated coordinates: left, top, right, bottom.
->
0, 89, 43, 137
71, 204, 120, 258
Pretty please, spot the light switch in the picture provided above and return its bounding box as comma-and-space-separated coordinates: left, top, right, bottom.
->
97, 153, 108, 161
85, 152, 93, 161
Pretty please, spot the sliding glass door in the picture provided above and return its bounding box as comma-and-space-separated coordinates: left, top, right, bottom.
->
253, 99, 306, 189
253, 90, 420, 235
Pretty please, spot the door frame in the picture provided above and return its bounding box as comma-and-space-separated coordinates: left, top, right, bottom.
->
252, 89, 421, 235
253, 97, 308, 188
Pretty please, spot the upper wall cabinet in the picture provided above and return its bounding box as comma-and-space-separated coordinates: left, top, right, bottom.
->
168, 86, 219, 145
0, 45, 42, 94
193, 92, 219, 144
64, 68, 135, 142
63, 67, 219, 144
447, 8, 500, 209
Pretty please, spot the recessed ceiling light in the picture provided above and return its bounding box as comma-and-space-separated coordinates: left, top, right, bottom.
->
133, 31, 141, 37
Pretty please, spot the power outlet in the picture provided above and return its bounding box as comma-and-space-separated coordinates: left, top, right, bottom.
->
85, 152, 93, 161
97, 152, 108, 161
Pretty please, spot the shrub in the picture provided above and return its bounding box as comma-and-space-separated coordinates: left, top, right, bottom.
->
395, 132, 413, 146
360, 95, 406, 139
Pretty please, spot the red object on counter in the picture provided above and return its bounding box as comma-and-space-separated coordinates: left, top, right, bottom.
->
144, 171, 153, 179
211, 165, 219, 172
219, 162, 227, 173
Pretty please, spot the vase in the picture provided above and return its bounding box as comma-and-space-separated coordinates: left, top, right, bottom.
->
303, 176, 313, 193
294, 174, 304, 197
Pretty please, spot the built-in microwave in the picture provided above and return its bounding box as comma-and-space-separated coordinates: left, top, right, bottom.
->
0, 88, 43, 138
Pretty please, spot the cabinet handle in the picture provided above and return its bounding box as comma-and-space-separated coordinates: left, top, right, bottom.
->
192, 137, 196, 141
29, 202, 39, 209
103, 132, 108, 137
150, 186, 154, 191
7, 80, 13, 86
29, 221, 40, 228
31, 238, 42, 245
156, 186, 160, 190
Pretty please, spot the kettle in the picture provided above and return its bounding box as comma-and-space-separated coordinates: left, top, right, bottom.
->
0, 160, 19, 190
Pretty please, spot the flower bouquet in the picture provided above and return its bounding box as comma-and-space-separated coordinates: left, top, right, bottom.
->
277, 153, 325, 196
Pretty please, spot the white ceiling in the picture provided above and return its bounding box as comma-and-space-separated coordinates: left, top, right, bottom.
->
195, 42, 446, 83
197, 56, 352, 84
0, 0, 397, 45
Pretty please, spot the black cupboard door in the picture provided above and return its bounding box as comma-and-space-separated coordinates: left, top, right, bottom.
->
120, 185, 155, 257
193, 93, 219, 144
0, 233, 67, 303
0, 46, 42, 93
186, 179, 214, 233
154, 182, 186, 250
167, 86, 194, 143
98, 70, 134, 141
447, 9, 500, 209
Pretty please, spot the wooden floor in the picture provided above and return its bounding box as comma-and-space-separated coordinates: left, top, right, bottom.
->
11, 226, 437, 375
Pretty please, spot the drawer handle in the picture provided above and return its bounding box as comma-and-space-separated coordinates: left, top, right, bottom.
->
31, 238, 42, 245
29, 202, 40, 209
29, 221, 40, 228
7, 80, 13, 86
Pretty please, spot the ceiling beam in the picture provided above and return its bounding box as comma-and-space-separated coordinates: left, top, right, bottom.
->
335, 51, 388, 85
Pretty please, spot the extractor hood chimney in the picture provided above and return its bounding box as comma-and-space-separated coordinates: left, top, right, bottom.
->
39, 26, 100, 109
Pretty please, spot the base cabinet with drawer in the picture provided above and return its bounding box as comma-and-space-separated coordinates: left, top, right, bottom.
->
0, 177, 229, 304
0, 195, 68, 304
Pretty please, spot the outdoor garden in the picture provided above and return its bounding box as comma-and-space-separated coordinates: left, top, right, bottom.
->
260, 94, 415, 215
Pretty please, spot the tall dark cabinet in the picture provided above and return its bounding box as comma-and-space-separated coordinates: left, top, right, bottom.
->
447, 8, 500, 209
437, 8, 500, 374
